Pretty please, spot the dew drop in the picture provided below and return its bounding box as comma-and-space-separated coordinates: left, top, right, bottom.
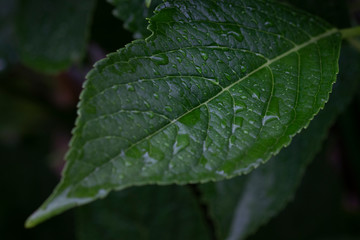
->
195, 65, 202, 74
228, 31, 244, 42
148, 111, 155, 119
234, 100, 247, 112
153, 68, 160, 75
200, 52, 209, 61
144, 100, 150, 108
176, 56, 182, 63
126, 84, 135, 92
264, 21, 273, 27
179, 49, 186, 56
224, 72, 232, 81
150, 54, 169, 66
262, 97, 281, 126
173, 134, 190, 154
143, 152, 158, 166
240, 65, 247, 73
165, 106, 173, 112
250, 88, 261, 100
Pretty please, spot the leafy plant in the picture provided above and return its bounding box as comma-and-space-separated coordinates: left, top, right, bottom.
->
1, 0, 360, 239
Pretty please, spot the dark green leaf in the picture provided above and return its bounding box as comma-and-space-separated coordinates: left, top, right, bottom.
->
199, 45, 360, 240
108, 0, 162, 38
26, 0, 341, 227
0, 0, 18, 67
76, 185, 211, 240
16, 0, 96, 74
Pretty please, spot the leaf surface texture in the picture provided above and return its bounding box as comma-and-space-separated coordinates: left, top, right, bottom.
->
26, 0, 341, 227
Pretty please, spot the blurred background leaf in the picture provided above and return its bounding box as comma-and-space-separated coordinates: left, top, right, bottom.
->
16, 0, 96, 74
76, 185, 212, 240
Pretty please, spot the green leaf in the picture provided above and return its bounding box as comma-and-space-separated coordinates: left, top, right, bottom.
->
25, 0, 341, 227
108, 0, 162, 38
76, 185, 211, 240
199, 45, 360, 240
16, 0, 96, 74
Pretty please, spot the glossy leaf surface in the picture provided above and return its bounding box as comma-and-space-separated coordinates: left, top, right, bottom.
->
16, 0, 95, 74
199, 46, 360, 240
26, 0, 341, 227
109, 0, 162, 38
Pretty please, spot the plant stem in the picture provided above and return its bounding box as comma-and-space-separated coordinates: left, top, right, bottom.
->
340, 26, 360, 39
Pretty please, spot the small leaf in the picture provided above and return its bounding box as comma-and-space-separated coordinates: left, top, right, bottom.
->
108, 0, 162, 38
26, 0, 341, 227
199, 45, 360, 240
16, 0, 96, 74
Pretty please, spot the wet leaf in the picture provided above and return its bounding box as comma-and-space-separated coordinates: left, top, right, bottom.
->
26, 0, 341, 227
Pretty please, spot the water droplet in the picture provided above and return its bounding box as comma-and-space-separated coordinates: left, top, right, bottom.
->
173, 134, 190, 154
144, 100, 150, 108
176, 56, 182, 63
240, 65, 247, 73
234, 100, 247, 112
200, 52, 208, 61
221, 119, 227, 129
228, 31, 243, 42
150, 54, 169, 65
165, 106, 173, 112
153, 68, 160, 75
143, 152, 158, 166
250, 88, 261, 100
243, 130, 249, 134
262, 97, 280, 125
126, 84, 135, 92
179, 50, 186, 56
195, 65, 202, 74
224, 73, 232, 81
148, 111, 154, 119
264, 21, 273, 27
